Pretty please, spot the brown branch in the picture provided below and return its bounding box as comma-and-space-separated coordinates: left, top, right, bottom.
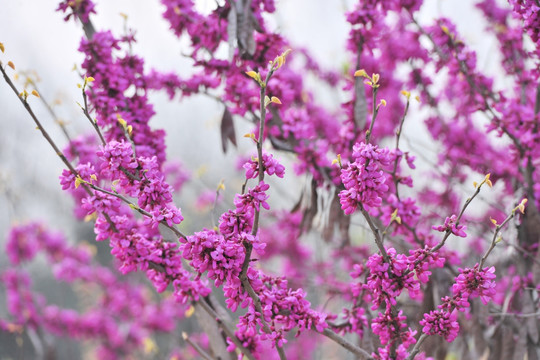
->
82, 181, 187, 240
182, 332, 216, 360
360, 206, 390, 262
391, 97, 411, 202
405, 333, 428, 360
80, 86, 106, 145
480, 202, 523, 269
429, 178, 485, 254
317, 328, 374, 359
198, 299, 257, 360
364, 87, 379, 144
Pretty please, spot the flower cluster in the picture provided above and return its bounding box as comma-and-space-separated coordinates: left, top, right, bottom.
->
407, 246, 446, 284
452, 264, 496, 305
420, 264, 496, 341
181, 230, 245, 287
339, 142, 392, 214
243, 152, 285, 179
258, 275, 328, 335
56, 0, 96, 23
229, 275, 328, 353
361, 248, 420, 310
420, 309, 460, 342
234, 181, 271, 214
96, 140, 138, 180
372, 309, 417, 360
508, 0, 540, 52
78, 30, 168, 164
432, 214, 467, 237
94, 213, 209, 304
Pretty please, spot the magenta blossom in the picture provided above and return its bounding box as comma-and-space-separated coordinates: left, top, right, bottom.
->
432, 214, 467, 237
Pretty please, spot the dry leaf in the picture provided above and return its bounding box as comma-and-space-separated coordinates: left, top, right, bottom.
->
220, 107, 237, 153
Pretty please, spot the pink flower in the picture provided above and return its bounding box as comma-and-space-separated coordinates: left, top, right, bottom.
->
234, 181, 271, 214
452, 265, 496, 305
432, 214, 467, 237
420, 309, 460, 342
243, 152, 285, 179
339, 142, 391, 214
181, 230, 245, 287
362, 248, 420, 309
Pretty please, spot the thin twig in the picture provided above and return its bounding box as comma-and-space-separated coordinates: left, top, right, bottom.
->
360, 206, 390, 262
479, 204, 522, 269
82, 181, 187, 240
489, 311, 540, 318
405, 333, 428, 360
32, 81, 75, 146
391, 97, 410, 202
197, 299, 257, 360
365, 87, 379, 144
81, 87, 106, 145
182, 332, 216, 360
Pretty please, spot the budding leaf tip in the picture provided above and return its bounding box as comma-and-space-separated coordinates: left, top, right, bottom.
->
185, 306, 195, 318
246, 70, 258, 80
217, 181, 225, 191
354, 69, 367, 78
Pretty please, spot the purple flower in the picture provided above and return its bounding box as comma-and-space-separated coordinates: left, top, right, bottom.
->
407, 247, 445, 284
420, 309, 459, 342
56, 0, 96, 23
432, 214, 467, 237
97, 140, 138, 179
243, 152, 285, 179
339, 142, 391, 214
452, 264, 496, 306
362, 248, 420, 309
340, 306, 368, 337
181, 230, 245, 287
234, 181, 271, 214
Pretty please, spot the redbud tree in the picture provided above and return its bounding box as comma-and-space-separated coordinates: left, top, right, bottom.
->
0, 0, 539, 359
